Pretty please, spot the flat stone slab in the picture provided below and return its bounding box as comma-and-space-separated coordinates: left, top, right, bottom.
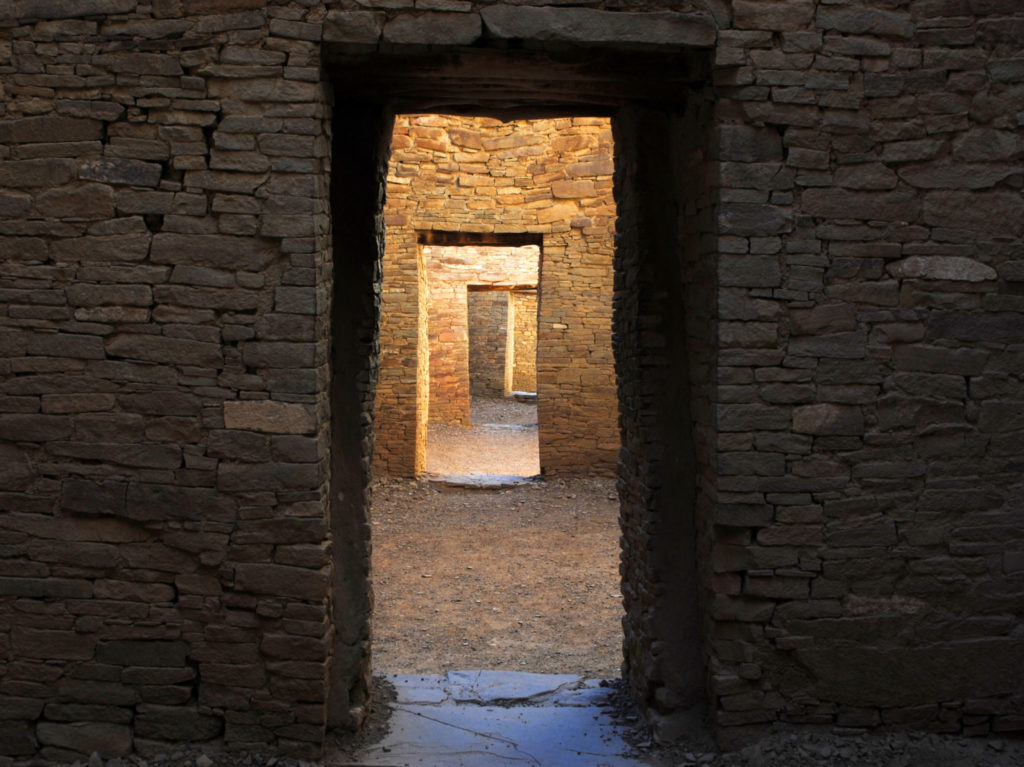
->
426, 473, 540, 489
388, 674, 449, 704
446, 670, 581, 703
481, 6, 717, 47
357, 673, 648, 767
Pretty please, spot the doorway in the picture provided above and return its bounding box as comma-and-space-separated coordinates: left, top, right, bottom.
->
325, 44, 712, 737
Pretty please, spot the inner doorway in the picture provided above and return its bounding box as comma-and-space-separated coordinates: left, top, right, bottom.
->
421, 235, 543, 479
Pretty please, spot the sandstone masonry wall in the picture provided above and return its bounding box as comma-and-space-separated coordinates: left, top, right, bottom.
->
468, 290, 508, 398
423, 244, 537, 425
0, 0, 1022, 759
699, 0, 1024, 745
510, 290, 538, 393
373, 115, 617, 476
0, 1, 337, 759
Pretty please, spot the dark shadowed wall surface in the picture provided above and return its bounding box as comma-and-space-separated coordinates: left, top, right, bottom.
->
0, 0, 1022, 759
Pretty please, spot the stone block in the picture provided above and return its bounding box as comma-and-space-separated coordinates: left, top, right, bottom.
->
978, 400, 1024, 433
734, 0, 814, 31
35, 183, 115, 220
323, 10, 384, 43
135, 704, 222, 742
953, 128, 1023, 162
788, 331, 867, 359
26, 333, 106, 360
792, 404, 863, 436
888, 256, 996, 282
898, 163, 1020, 190
923, 191, 1024, 237
119, 391, 201, 416
7, 698, 55, 720
816, 6, 912, 37
796, 639, 1024, 708
79, 158, 163, 187
802, 189, 920, 221
714, 125, 783, 162
894, 345, 989, 375
105, 334, 222, 367
0, 444, 34, 490
223, 400, 315, 435
13, 627, 94, 660
35, 722, 131, 758
927, 313, 1023, 344
718, 203, 791, 237
0, 115, 102, 143
260, 632, 328, 660
51, 234, 151, 262
66, 284, 152, 306
241, 342, 316, 369
719, 255, 781, 288
61, 478, 127, 516
235, 518, 326, 545
480, 6, 716, 47
0, 577, 92, 602
125, 483, 224, 522
217, 462, 320, 492
382, 9, 482, 43
235, 563, 327, 601
51, 442, 182, 469
207, 429, 271, 461
27, 539, 117, 568
151, 233, 278, 270
0, 413, 72, 441
718, 404, 790, 431
95, 641, 188, 667
0, 158, 77, 188
790, 303, 856, 334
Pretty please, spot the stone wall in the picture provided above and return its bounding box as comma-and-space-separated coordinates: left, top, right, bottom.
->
0, 0, 338, 759
701, 0, 1024, 745
373, 115, 617, 476
510, 289, 538, 393
468, 290, 508, 398
423, 244, 538, 425
0, 0, 1022, 759
467, 287, 538, 399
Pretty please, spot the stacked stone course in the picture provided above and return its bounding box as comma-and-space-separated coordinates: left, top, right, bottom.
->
0, 0, 337, 758
510, 289, 538, 393
423, 243, 538, 425
373, 114, 618, 476
700, 0, 1024, 745
467, 289, 509, 399
0, 0, 1022, 759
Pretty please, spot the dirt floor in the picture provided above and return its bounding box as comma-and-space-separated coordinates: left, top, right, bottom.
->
424, 396, 541, 477
373, 396, 622, 677
369, 473, 622, 678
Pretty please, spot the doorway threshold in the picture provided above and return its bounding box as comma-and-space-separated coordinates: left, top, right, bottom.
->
345, 671, 674, 767
424, 472, 542, 490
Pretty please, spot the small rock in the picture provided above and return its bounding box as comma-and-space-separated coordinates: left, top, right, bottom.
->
89, 753, 104, 767
195, 756, 212, 767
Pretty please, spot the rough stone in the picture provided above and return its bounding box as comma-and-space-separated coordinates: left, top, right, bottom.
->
323, 10, 384, 42
481, 7, 716, 47
888, 256, 997, 282
223, 400, 315, 435
792, 404, 864, 436
35, 722, 131, 758
383, 12, 481, 44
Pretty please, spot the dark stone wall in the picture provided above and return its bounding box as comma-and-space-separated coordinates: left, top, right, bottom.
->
704, 0, 1024, 745
0, 0, 1022, 758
